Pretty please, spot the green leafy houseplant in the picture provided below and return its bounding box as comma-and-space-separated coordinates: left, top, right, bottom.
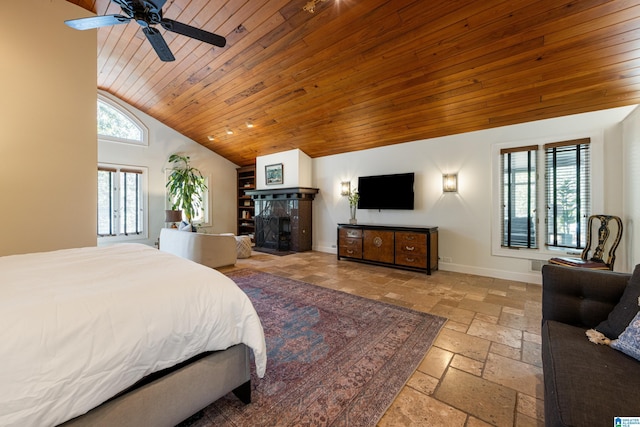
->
166, 154, 208, 224
348, 189, 359, 207
348, 189, 359, 224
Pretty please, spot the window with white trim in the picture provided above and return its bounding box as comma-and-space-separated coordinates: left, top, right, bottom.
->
501, 145, 538, 249
97, 95, 148, 146
544, 139, 591, 249
496, 138, 591, 255
98, 165, 147, 238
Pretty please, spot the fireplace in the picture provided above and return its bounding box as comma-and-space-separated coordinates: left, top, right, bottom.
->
255, 215, 290, 251
245, 187, 319, 252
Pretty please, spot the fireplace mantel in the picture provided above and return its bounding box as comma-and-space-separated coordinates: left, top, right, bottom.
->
244, 187, 319, 200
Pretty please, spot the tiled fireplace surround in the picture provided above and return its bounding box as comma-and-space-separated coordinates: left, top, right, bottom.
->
247, 187, 319, 252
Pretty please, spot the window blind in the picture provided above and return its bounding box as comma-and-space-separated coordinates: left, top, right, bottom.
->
544, 138, 590, 248
500, 145, 537, 248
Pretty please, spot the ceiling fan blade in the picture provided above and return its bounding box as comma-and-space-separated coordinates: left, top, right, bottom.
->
65, 14, 131, 30
160, 19, 226, 48
142, 26, 175, 62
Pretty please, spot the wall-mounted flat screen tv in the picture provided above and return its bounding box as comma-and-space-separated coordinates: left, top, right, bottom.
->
357, 172, 415, 210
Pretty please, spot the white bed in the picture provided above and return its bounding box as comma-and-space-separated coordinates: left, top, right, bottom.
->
0, 243, 267, 427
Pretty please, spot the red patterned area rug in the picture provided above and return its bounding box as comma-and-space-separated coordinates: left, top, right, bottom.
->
188, 269, 447, 427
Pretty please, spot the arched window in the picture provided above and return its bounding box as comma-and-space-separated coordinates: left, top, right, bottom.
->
97, 95, 148, 146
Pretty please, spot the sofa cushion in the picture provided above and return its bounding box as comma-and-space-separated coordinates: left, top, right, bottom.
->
596, 264, 640, 339
541, 265, 630, 328
542, 320, 640, 426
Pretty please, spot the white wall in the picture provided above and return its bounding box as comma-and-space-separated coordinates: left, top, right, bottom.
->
256, 149, 313, 189
98, 92, 239, 246
313, 106, 636, 283
0, 0, 96, 256
623, 106, 640, 269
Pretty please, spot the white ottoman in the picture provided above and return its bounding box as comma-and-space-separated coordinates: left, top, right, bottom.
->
235, 235, 252, 259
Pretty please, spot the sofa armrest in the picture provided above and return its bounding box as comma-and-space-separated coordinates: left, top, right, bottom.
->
159, 229, 237, 268
541, 264, 630, 328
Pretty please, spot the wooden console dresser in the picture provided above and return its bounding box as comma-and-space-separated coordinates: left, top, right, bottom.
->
337, 224, 438, 274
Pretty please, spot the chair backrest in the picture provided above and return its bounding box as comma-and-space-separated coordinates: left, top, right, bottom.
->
580, 214, 623, 269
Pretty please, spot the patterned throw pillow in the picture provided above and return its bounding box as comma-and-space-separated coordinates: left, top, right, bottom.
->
587, 296, 640, 362
610, 310, 640, 362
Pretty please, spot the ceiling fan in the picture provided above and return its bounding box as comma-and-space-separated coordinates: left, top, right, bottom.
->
65, 0, 226, 62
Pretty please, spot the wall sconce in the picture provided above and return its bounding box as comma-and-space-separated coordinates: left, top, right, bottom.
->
442, 173, 458, 193
340, 181, 351, 196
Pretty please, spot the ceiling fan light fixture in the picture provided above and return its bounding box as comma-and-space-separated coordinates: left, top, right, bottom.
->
64, 0, 227, 62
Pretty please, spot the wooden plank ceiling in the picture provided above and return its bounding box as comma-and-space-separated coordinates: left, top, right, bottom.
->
66, 0, 640, 166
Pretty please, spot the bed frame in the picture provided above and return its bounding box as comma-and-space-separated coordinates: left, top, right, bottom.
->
59, 344, 251, 427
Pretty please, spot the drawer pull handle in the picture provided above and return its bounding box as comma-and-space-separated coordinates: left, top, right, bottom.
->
405, 257, 415, 262
405, 246, 415, 251
406, 235, 416, 240
347, 250, 354, 254
347, 232, 359, 238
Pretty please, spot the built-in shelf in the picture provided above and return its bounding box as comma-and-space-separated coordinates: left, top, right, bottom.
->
237, 165, 256, 240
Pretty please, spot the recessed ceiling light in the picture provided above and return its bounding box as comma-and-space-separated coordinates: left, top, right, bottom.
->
207, 135, 215, 141
246, 120, 254, 128
226, 127, 234, 135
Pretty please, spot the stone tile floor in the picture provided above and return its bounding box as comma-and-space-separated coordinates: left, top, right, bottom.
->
219, 251, 544, 426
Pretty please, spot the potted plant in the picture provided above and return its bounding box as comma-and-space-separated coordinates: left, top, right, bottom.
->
348, 189, 359, 224
166, 154, 208, 230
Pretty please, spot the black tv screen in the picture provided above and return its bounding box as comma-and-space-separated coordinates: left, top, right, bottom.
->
357, 173, 415, 210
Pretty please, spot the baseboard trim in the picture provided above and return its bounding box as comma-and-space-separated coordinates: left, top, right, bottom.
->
438, 262, 541, 285
314, 246, 542, 285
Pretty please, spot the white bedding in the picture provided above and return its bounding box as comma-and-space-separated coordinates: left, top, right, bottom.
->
0, 244, 266, 427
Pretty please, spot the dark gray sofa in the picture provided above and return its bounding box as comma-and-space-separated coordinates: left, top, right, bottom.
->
541, 265, 640, 426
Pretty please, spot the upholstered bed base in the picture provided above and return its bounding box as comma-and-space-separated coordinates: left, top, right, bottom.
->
60, 344, 251, 427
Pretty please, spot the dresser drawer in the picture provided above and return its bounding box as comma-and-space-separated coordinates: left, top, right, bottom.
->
339, 227, 363, 239
396, 232, 426, 246
395, 241, 426, 257
395, 253, 427, 268
396, 233, 426, 254
339, 240, 362, 258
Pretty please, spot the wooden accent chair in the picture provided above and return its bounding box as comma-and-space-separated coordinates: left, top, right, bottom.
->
549, 214, 623, 271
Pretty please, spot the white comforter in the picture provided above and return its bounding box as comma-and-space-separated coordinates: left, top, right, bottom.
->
0, 244, 266, 427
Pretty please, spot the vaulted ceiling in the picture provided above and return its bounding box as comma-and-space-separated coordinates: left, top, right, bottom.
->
65, 0, 640, 166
